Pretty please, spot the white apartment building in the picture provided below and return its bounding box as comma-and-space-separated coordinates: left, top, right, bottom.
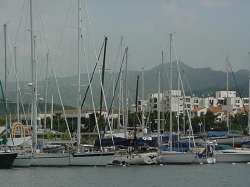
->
135, 90, 248, 116
148, 90, 190, 114
215, 91, 236, 99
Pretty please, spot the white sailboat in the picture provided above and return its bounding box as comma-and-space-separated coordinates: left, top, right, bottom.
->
215, 144, 250, 163
112, 68, 158, 166
22, 0, 72, 167
158, 34, 216, 164
213, 60, 250, 163
70, 1, 115, 166
158, 33, 195, 164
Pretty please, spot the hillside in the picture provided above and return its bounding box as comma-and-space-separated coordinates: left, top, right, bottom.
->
2, 62, 249, 113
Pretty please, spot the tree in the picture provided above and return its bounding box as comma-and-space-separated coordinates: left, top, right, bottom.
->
62, 131, 71, 140
0, 117, 5, 126
46, 131, 55, 140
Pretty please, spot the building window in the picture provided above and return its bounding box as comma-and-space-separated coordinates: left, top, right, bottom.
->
153, 98, 157, 103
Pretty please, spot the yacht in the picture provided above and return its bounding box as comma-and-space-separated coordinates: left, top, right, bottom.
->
215, 144, 250, 163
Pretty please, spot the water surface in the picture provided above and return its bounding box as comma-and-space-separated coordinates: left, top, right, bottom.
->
0, 164, 249, 187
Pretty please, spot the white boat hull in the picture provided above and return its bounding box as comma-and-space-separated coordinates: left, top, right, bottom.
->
112, 152, 158, 165
70, 152, 114, 166
216, 152, 250, 163
158, 151, 197, 164
13, 155, 32, 167
31, 153, 70, 166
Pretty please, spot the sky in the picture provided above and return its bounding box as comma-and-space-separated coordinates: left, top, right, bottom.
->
0, 0, 250, 81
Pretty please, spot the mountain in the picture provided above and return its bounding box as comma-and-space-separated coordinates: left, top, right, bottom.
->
2, 62, 249, 112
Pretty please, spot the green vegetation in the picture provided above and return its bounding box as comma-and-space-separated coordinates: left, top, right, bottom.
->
0, 117, 5, 127
46, 131, 56, 140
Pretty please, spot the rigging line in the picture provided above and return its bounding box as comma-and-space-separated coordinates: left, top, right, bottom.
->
105, 38, 125, 99
37, 14, 49, 52
97, 65, 115, 147
82, 35, 115, 145
227, 62, 247, 113
81, 0, 104, 67
21, 5, 29, 81
177, 60, 196, 147
85, 62, 103, 151
52, 69, 72, 142
14, 0, 26, 44
10, 46, 28, 125
172, 39, 193, 95
55, 0, 74, 61
172, 37, 195, 144
80, 39, 105, 110
107, 47, 127, 116
160, 53, 169, 91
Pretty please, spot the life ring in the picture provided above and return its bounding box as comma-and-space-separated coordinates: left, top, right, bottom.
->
11, 122, 31, 138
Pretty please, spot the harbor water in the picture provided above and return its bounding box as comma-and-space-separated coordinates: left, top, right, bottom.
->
1, 164, 250, 187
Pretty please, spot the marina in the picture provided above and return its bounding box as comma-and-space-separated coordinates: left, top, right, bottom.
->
0, 0, 250, 186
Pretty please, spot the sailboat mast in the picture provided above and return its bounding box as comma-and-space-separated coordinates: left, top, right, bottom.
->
226, 57, 230, 135
134, 75, 139, 141
169, 33, 173, 151
118, 71, 122, 129
77, 0, 81, 152
124, 47, 128, 138
44, 52, 49, 129
3, 24, 8, 130
177, 66, 180, 142
99, 36, 108, 115
248, 52, 250, 135
4, 24, 7, 99
161, 50, 164, 132
29, 0, 37, 150
248, 77, 250, 133
51, 95, 53, 130
118, 37, 123, 129
141, 67, 145, 129
157, 70, 161, 148
14, 46, 20, 122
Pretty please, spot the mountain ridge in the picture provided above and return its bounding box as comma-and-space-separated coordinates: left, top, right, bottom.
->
3, 62, 249, 110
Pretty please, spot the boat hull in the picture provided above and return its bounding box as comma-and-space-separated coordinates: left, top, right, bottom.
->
158, 151, 196, 164
70, 152, 114, 166
112, 152, 158, 165
216, 152, 250, 163
13, 154, 32, 167
0, 152, 17, 169
31, 153, 70, 166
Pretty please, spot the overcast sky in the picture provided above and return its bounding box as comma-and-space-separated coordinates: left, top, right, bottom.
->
0, 0, 250, 81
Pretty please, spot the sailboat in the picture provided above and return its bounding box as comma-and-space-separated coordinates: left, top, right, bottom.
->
18, 0, 72, 167
69, 1, 115, 165
5, 45, 33, 167
0, 24, 18, 169
112, 75, 158, 165
214, 144, 250, 163
213, 60, 250, 163
158, 33, 215, 164
0, 81, 17, 169
158, 33, 195, 164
